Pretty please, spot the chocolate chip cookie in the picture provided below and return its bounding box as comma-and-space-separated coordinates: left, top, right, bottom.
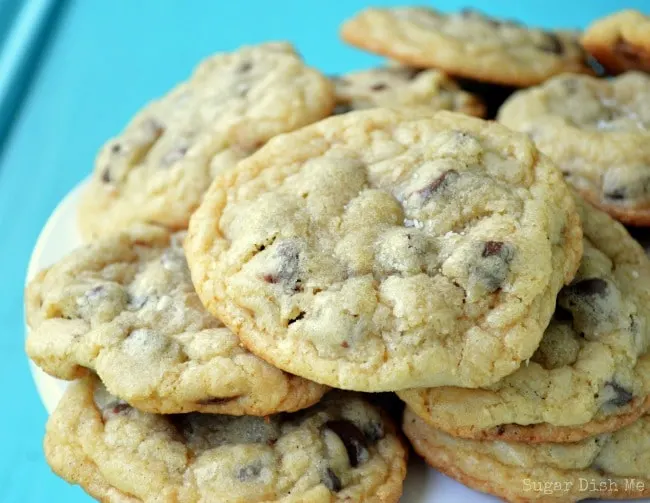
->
340, 7, 593, 87
404, 408, 650, 503
45, 375, 407, 502
582, 10, 650, 75
399, 198, 650, 443
498, 72, 650, 226
332, 66, 485, 116
25, 225, 327, 415
78, 42, 334, 240
185, 109, 582, 391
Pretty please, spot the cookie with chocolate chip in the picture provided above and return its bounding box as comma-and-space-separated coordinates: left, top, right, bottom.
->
582, 10, 650, 75
45, 375, 406, 503
403, 407, 650, 503
185, 109, 582, 391
78, 42, 334, 240
399, 198, 650, 443
340, 7, 593, 87
332, 67, 485, 117
25, 225, 327, 415
498, 72, 650, 226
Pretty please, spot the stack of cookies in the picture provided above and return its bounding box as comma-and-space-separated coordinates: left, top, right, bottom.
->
25, 6, 650, 503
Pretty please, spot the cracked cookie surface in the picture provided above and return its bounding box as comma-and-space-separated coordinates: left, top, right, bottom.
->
404, 408, 650, 503
78, 42, 334, 240
340, 7, 593, 87
26, 225, 327, 415
582, 10, 650, 75
399, 198, 650, 443
45, 375, 406, 503
185, 109, 582, 391
332, 67, 484, 117
498, 72, 650, 226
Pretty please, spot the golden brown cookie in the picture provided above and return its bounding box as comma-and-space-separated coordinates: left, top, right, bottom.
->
26, 226, 327, 415
45, 375, 407, 502
404, 408, 650, 503
340, 7, 593, 87
399, 198, 650, 443
185, 109, 582, 392
79, 43, 334, 240
582, 10, 650, 75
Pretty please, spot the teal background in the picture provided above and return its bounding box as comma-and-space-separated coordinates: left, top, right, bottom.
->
1, 1, 649, 501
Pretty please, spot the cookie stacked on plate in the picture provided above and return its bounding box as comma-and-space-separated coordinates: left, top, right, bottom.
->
340, 5, 650, 502
25, 6, 650, 503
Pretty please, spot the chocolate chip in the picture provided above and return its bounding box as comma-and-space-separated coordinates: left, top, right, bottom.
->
604, 381, 633, 407
101, 401, 130, 421
237, 61, 252, 73
322, 468, 342, 492
568, 278, 608, 297
236, 461, 262, 481
195, 396, 241, 406
288, 311, 305, 325
416, 169, 460, 202
482, 241, 505, 257
262, 240, 302, 292
471, 241, 515, 293
101, 168, 112, 183
370, 82, 388, 91
496, 425, 506, 435
324, 420, 369, 468
538, 33, 564, 55
363, 421, 385, 443
333, 103, 354, 115
604, 188, 627, 201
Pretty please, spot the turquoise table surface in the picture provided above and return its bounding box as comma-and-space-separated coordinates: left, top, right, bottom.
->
1, 1, 649, 501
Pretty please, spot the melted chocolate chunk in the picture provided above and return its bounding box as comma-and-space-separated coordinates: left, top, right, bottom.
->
101, 168, 112, 183
237, 61, 253, 73
416, 169, 460, 202
237, 461, 262, 481
324, 420, 369, 467
604, 188, 627, 201
195, 396, 241, 406
111, 143, 122, 154
287, 311, 305, 325
363, 420, 385, 443
262, 240, 302, 292
568, 278, 608, 297
322, 467, 342, 492
482, 241, 505, 257
604, 381, 633, 407
538, 33, 564, 55
472, 241, 515, 293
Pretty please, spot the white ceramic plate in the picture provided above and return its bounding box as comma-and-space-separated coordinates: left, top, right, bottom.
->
25, 182, 648, 503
